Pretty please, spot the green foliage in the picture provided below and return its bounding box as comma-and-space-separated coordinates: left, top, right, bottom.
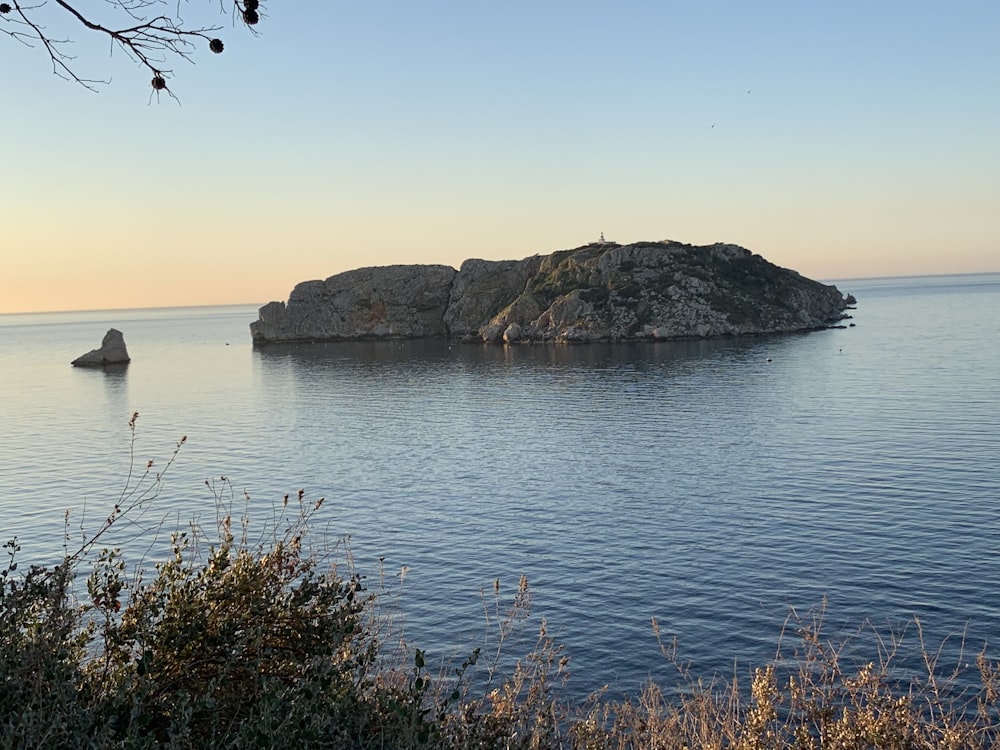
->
0, 493, 382, 748
87, 518, 371, 745
0, 547, 94, 747
707, 290, 765, 326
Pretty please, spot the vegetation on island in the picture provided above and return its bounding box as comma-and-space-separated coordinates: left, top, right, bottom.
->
3, 418, 999, 748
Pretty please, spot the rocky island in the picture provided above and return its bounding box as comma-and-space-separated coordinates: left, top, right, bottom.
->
250, 240, 854, 345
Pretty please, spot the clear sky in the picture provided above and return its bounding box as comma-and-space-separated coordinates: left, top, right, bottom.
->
2, 1, 998, 313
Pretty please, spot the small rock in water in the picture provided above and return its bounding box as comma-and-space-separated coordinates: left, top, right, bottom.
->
72, 328, 131, 367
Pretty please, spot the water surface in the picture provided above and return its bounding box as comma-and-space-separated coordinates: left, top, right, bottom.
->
2, 275, 998, 698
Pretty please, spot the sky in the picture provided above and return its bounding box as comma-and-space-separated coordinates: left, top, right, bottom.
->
2, 1, 998, 314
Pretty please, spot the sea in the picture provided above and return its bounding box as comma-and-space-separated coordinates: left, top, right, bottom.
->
2, 272, 998, 701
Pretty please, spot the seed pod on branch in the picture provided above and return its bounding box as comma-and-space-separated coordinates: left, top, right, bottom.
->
6, 0, 272, 92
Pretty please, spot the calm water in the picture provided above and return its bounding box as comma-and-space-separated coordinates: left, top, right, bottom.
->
2, 274, 999, 699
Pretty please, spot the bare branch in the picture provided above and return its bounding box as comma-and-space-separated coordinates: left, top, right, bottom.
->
0, 0, 263, 92
2, 1, 107, 89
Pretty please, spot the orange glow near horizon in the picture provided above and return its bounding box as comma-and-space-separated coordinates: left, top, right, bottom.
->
3, 4, 997, 315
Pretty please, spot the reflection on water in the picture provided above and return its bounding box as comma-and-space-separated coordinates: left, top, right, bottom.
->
246, 317, 1000, 698
254, 336, 774, 369
85, 362, 130, 397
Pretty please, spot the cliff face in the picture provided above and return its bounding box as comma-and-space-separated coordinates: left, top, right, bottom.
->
251, 265, 456, 343
250, 240, 852, 345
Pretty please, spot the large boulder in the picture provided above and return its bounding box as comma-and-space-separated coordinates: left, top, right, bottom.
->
72, 328, 131, 367
251, 240, 853, 345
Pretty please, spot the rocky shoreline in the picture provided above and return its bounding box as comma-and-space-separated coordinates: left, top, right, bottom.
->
250, 240, 854, 345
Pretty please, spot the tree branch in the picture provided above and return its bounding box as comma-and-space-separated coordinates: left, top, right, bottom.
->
0, 0, 262, 92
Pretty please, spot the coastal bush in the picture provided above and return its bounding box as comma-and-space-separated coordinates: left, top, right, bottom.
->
3, 418, 1000, 748
83, 510, 372, 746
0, 542, 94, 746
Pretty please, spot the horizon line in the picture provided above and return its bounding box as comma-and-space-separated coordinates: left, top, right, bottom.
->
2, 269, 998, 317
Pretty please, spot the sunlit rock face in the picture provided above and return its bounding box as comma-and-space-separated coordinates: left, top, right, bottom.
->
250, 265, 456, 342
251, 240, 852, 345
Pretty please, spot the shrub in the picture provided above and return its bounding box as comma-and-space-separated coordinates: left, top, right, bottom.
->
0, 544, 94, 747
85, 502, 371, 746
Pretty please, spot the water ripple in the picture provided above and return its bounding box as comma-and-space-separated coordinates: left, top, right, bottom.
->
2, 279, 999, 700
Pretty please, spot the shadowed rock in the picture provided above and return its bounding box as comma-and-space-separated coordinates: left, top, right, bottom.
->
72, 328, 131, 367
